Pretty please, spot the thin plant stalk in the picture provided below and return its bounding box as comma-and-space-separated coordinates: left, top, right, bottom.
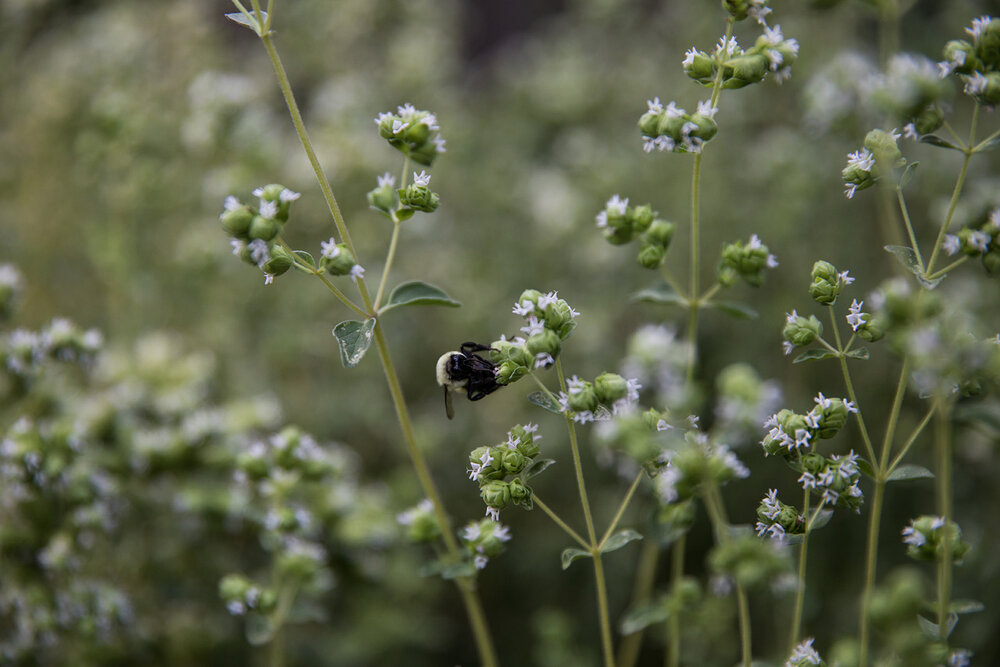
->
788, 486, 812, 653
935, 398, 954, 635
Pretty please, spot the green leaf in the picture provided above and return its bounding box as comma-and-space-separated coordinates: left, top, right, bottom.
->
899, 161, 919, 188
884, 245, 942, 289
292, 250, 316, 274
224, 11, 266, 33
601, 529, 643, 554
381, 280, 460, 313
561, 547, 592, 570
844, 347, 870, 360
527, 391, 562, 414
620, 599, 670, 635
706, 301, 758, 320
973, 134, 1000, 153
632, 283, 687, 307
793, 348, 838, 364
522, 458, 556, 480
950, 599, 985, 615
917, 612, 958, 639
332, 319, 376, 368
919, 135, 961, 151
857, 457, 876, 480
439, 561, 477, 580
887, 464, 934, 481
808, 509, 834, 532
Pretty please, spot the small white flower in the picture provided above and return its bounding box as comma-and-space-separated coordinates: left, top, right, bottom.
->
377, 172, 396, 188
838, 270, 855, 285
412, 170, 431, 187
785, 637, 822, 666
485, 507, 500, 521
463, 523, 482, 541
786, 310, 799, 325
520, 316, 545, 337
783, 341, 794, 355
222, 195, 242, 213
567, 375, 587, 394
421, 113, 439, 130
537, 290, 560, 309
258, 199, 278, 220
647, 96, 664, 113
903, 123, 918, 139
606, 194, 629, 216
391, 119, 410, 135
846, 299, 866, 331
656, 419, 672, 432
263, 273, 274, 285
247, 239, 270, 267
664, 101, 684, 119
798, 471, 816, 489
374, 111, 393, 125
767, 254, 779, 268
279, 188, 300, 203
965, 71, 989, 96
595, 210, 609, 228
512, 299, 534, 316
534, 353, 554, 369
493, 524, 512, 541
902, 525, 926, 547
230, 239, 244, 256
843, 400, 858, 414
696, 100, 719, 119
433, 135, 447, 152
474, 554, 489, 569
350, 264, 366, 280
814, 392, 832, 410
969, 231, 990, 253
943, 234, 961, 256
845, 183, 859, 199
716, 36, 742, 57
320, 238, 339, 259
683, 49, 698, 67
965, 15, 992, 40
847, 148, 875, 172
397, 102, 417, 117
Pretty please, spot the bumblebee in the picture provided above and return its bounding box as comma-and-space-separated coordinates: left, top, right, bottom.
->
436, 342, 503, 419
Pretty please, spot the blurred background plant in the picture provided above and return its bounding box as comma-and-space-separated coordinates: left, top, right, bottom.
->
2, 0, 999, 665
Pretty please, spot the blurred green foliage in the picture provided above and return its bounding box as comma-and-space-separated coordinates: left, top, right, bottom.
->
2, 0, 1000, 664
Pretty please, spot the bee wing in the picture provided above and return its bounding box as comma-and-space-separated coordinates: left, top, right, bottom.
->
444, 386, 455, 420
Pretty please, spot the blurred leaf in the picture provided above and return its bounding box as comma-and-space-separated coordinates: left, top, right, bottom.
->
527, 391, 562, 414
632, 283, 687, 307
561, 547, 592, 570
439, 561, 477, 580
857, 458, 876, 479
380, 280, 460, 313
887, 464, 934, 481
919, 135, 961, 151
287, 599, 327, 624
224, 11, 266, 33
973, 133, 1000, 153
844, 347, 870, 360
620, 599, 670, 635
950, 599, 985, 615
292, 250, 316, 274
899, 161, 919, 187
601, 529, 643, 554
918, 612, 958, 639
884, 245, 942, 289
245, 612, 277, 646
523, 458, 555, 480
332, 319, 376, 368
793, 349, 838, 364
706, 301, 758, 320
809, 509, 834, 531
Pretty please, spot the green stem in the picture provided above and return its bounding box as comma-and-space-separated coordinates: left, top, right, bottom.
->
788, 487, 812, 653
935, 398, 954, 635
556, 359, 614, 666
858, 476, 886, 667
829, 306, 877, 464
533, 494, 590, 550
278, 238, 366, 317
887, 405, 936, 474
879, 358, 910, 470
599, 470, 645, 548
373, 220, 401, 310
925, 256, 968, 281
895, 187, 924, 273
616, 540, 661, 667
697, 283, 721, 304
926, 104, 979, 275
666, 535, 685, 667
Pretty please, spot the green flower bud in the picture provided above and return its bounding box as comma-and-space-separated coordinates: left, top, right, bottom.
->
983, 248, 1000, 274
516, 289, 542, 313
502, 449, 527, 475
717, 263, 738, 288
256, 183, 296, 222
603, 225, 635, 246
221, 206, 254, 238
567, 382, 599, 413
219, 574, 251, 603
801, 452, 826, 475
968, 71, 1000, 107
508, 425, 540, 459
815, 398, 848, 439
399, 184, 439, 213
262, 244, 293, 276
722, 0, 751, 21
722, 54, 769, 88
688, 113, 719, 142
629, 204, 655, 232
904, 516, 970, 564
405, 506, 442, 542
975, 18, 1000, 69
470, 446, 503, 480
811, 260, 838, 283
526, 329, 561, 357
683, 50, 716, 83
863, 128, 904, 172
783, 313, 823, 346
403, 121, 430, 146
321, 244, 356, 276
594, 372, 629, 404
367, 183, 397, 213
644, 219, 676, 248
480, 480, 511, 510
656, 113, 687, 140
913, 106, 944, 135
248, 215, 280, 242
637, 242, 665, 269
638, 110, 663, 137
856, 317, 886, 342
543, 300, 577, 339
508, 478, 531, 504
943, 40, 978, 75
495, 360, 528, 385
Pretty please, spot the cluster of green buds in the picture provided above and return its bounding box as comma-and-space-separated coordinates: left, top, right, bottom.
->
902, 516, 970, 564
460, 519, 512, 570
639, 98, 718, 154
684, 26, 799, 89
557, 372, 642, 424
594, 195, 677, 268
235, 427, 348, 487
782, 310, 823, 355
842, 129, 904, 199
653, 428, 750, 505
755, 489, 805, 541
374, 103, 446, 166
722, 0, 771, 24
943, 207, 1000, 273
939, 16, 1000, 106
490, 290, 579, 383
871, 55, 948, 137
396, 499, 440, 543
708, 531, 792, 591
319, 237, 365, 280
2, 317, 102, 377
220, 184, 301, 283
219, 574, 276, 616
380, 170, 441, 216
717, 234, 779, 287
845, 299, 885, 342
808, 260, 855, 305
760, 392, 855, 457
467, 424, 545, 521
